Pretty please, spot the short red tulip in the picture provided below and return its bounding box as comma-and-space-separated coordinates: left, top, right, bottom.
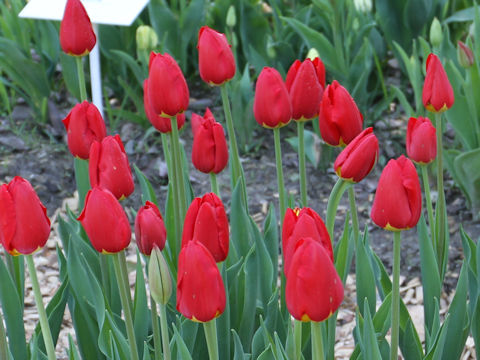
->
334, 127, 379, 183
253, 67, 292, 129
148, 52, 189, 117
59, 0, 96, 56
89, 135, 134, 200
182, 193, 229, 262
143, 79, 185, 133
286, 237, 344, 322
371, 156, 422, 231
78, 187, 131, 253
191, 109, 229, 174
198, 26, 236, 85
406, 117, 437, 164
319, 80, 363, 146
282, 207, 332, 276
0, 177, 50, 255
135, 201, 167, 256
176, 240, 226, 322
422, 53, 454, 113
62, 101, 106, 159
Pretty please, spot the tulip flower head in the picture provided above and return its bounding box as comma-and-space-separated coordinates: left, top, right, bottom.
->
60, 0, 96, 56
457, 41, 474, 68
422, 53, 454, 113
406, 117, 437, 164
135, 201, 167, 255
371, 156, 422, 231
0, 177, 50, 255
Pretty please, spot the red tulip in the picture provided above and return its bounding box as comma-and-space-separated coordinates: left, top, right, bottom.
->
59, 0, 96, 56
0, 177, 50, 255
176, 240, 226, 322
135, 201, 167, 255
312, 57, 326, 90
147, 52, 189, 117
371, 155, 422, 231
319, 80, 363, 146
89, 135, 134, 200
334, 127, 379, 182
406, 117, 437, 164
143, 79, 185, 133
282, 207, 332, 276
62, 101, 106, 159
422, 53, 454, 113
286, 238, 344, 322
253, 67, 292, 129
182, 193, 229, 262
78, 187, 131, 253
197, 26, 236, 85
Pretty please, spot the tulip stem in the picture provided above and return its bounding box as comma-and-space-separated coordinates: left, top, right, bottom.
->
347, 186, 360, 244
74, 157, 90, 211
297, 121, 308, 207
158, 302, 171, 360
293, 320, 302, 360
203, 319, 219, 360
161, 133, 173, 179
25, 255, 56, 360
274, 127, 287, 222
326, 178, 350, 240
75, 56, 88, 102
434, 112, 446, 277
112, 251, 139, 360
171, 116, 187, 221
421, 165, 435, 243
150, 298, 163, 360
311, 321, 324, 360
210, 173, 220, 197
0, 309, 8, 360
391, 231, 402, 360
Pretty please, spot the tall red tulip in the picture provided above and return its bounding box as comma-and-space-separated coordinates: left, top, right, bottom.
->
89, 135, 134, 200
319, 80, 363, 146
135, 201, 167, 256
253, 67, 292, 129
176, 240, 226, 322
422, 53, 454, 113
0, 177, 50, 255
62, 101, 106, 159
78, 187, 131, 253
406, 117, 437, 164
197, 26, 236, 85
60, 0, 96, 56
286, 237, 344, 322
371, 156, 422, 231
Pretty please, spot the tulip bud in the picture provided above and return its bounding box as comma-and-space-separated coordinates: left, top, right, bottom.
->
371, 156, 422, 231
253, 67, 292, 129
89, 135, 135, 200
334, 127, 379, 183
78, 187, 131, 253
312, 57, 326, 90
226, 5, 237, 28
182, 193, 229, 262
149, 246, 172, 305
430, 18, 443, 48
422, 53, 454, 113
406, 117, 437, 164
457, 41, 474, 68
191, 109, 229, 174
286, 238, 344, 322
354, 0, 372, 13
62, 101, 107, 159
306, 48, 320, 61
176, 240, 226, 322
0, 177, 50, 255
135, 201, 167, 255
136, 25, 158, 52
60, 0, 96, 56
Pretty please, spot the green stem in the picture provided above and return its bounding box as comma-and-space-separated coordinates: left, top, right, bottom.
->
390, 231, 402, 360
274, 127, 287, 222
434, 113, 446, 276
161, 133, 173, 178
150, 298, 162, 360
75, 56, 87, 102
311, 322, 324, 360
0, 310, 8, 360
294, 320, 302, 360
210, 172, 220, 196
158, 302, 171, 360
348, 186, 360, 244
99, 255, 111, 305
74, 157, 90, 211
203, 320, 219, 360
112, 251, 139, 360
297, 121, 308, 207
25, 255, 56, 360
326, 178, 350, 239
421, 165, 435, 243
169, 129, 184, 254
170, 116, 187, 221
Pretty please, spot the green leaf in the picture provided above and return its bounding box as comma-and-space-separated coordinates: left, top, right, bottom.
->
68, 334, 81, 360
232, 330, 247, 360
285, 129, 321, 168
453, 149, 480, 215
424, 315, 450, 360
362, 300, 382, 360
109, 50, 145, 85
355, 231, 377, 316
133, 252, 149, 359
334, 214, 353, 284
263, 204, 279, 283
444, 6, 476, 23
172, 323, 193, 360
257, 344, 276, 360
134, 164, 159, 206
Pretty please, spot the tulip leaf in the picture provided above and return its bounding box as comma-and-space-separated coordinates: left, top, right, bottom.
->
263, 204, 279, 284
172, 323, 193, 360
453, 148, 480, 217
424, 315, 450, 360
142, 342, 152, 360
133, 252, 149, 359
110, 50, 146, 85
334, 213, 353, 284
256, 345, 276, 360
217, 264, 231, 360
355, 231, 377, 317
134, 164, 159, 206
285, 129, 321, 168
274, 332, 289, 360
73, 157, 90, 211
362, 300, 382, 360
68, 334, 81, 360
100, 311, 130, 359
164, 182, 178, 272
232, 330, 247, 360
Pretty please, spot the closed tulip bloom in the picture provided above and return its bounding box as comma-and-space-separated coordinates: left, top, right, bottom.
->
143, 79, 185, 133
135, 201, 167, 255
457, 41, 474, 68
406, 117, 437, 164
182, 193, 229, 262
286, 238, 344, 322
198, 26, 236, 85
89, 135, 134, 200
334, 127, 379, 182
148, 52, 189, 117
282, 207, 332, 276
0, 177, 50, 255
312, 57, 326, 90
78, 187, 131, 253
62, 101, 106, 159
422, 53, 454, 113
177, 240, 226, 322
319, 80, 363, 146
371, 156, 422, 231
60, 0, 96, 56
253, 67, 292, 129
